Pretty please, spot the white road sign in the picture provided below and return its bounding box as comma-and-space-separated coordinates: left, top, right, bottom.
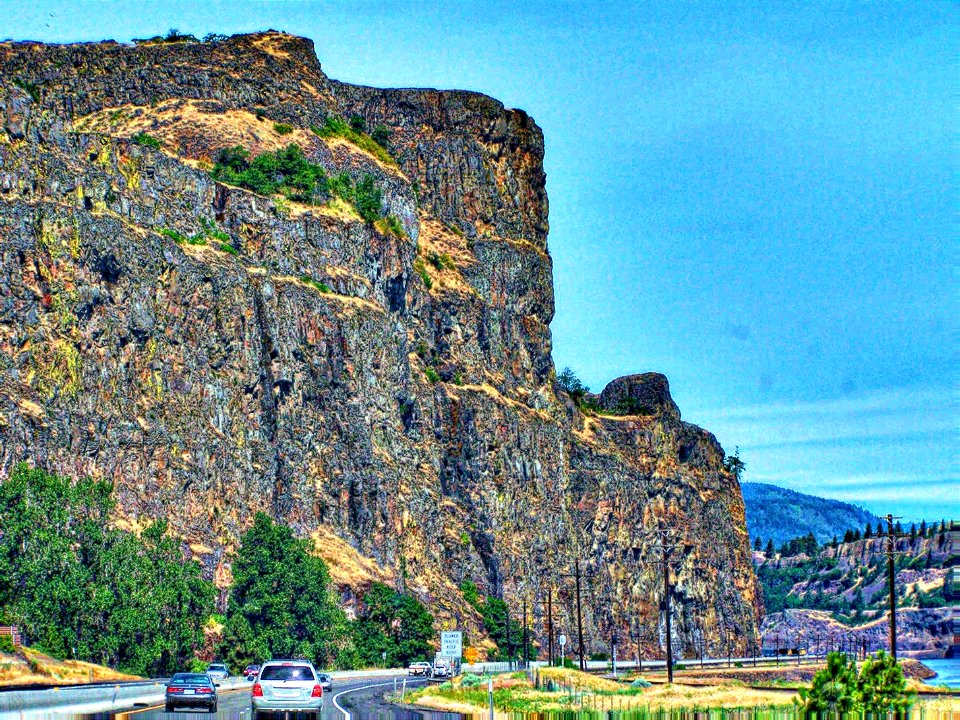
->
559, 634, 567, 646
440, 631, 463, 659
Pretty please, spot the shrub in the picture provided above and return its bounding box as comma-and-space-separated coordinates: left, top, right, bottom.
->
12, 78, 40, 103
300, 275, 331, 294
557, 367, 588, 402
312, 117, 396, 166
630, 678, 651, 688
353, 175, 383, 222
211, 144, 328, 203
460, 674, 483, 688
374, 215, 406, 239
348, 115, 366, 133
413, 258, 433, 290
218, 242, 238, 256
273, 122, 293, 135
424, 367, 440, 384
371, 125, 391, 149
132, 132, 162, 149
0, 635, 16, 654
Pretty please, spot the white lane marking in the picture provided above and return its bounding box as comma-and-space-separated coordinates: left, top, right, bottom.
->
331, 677, 427, 720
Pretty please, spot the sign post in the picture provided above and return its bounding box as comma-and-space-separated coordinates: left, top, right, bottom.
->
559, 633, 567, 667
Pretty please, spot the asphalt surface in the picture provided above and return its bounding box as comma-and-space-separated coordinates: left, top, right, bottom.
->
105, 674, 432, 720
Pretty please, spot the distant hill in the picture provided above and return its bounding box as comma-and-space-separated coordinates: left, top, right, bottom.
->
742, 482, 882, 546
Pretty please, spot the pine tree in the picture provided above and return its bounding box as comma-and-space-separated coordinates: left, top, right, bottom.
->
853, 529, 862, 541
864, 523, 872, 538
919, 520, 927, 537
909, 523, 917, 540
754, 537, 762, 551
765, 539, 775, 556
843, 530, 854, 544
831, 535, 838, 548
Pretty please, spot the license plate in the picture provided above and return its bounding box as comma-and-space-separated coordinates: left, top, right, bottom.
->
184, 689, 195, 695
276, 688, 296, 696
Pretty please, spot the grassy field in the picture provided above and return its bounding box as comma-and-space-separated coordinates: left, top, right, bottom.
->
406, 667, 959, 716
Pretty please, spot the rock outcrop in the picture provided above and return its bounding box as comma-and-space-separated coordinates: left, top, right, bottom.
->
0, 32, 760, 656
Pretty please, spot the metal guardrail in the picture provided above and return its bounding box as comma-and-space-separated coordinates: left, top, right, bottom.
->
0, 627, 21, 649
0, 677, 250, 715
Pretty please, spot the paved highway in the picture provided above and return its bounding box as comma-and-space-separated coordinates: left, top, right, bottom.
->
113, 674, 429, 720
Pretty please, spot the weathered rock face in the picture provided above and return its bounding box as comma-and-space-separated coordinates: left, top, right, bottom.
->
0, 32, 760, 656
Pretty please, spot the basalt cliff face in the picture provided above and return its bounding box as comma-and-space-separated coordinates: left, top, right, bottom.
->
0, 32, 760, 656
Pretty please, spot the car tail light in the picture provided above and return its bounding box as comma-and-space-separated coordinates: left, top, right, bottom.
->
311, 684, 323, 697
252, 683, 263, 697
168, 688, 183, 694
197, 687, 213, 694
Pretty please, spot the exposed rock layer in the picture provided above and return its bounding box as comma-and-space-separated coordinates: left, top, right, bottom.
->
0, 32, 760, 655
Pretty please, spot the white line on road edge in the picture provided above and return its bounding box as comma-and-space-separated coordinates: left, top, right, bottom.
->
332, 677, 427, 720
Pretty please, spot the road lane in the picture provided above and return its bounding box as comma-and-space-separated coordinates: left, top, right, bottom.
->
113, 674, 428, 720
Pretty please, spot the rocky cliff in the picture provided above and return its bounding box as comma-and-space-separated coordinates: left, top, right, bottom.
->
0, 32, 760, 657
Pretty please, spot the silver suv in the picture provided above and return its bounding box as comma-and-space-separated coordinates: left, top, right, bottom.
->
252, 660, 323, 718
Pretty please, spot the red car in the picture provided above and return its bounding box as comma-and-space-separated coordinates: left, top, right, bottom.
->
243, 664, 261, 680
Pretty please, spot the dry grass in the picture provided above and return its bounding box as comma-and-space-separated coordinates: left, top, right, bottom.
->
538, 667, 623, 692
0, 647, 139, 687
310, 526, 394, 589
414, 218, 478, 297
73, 99, 319, 161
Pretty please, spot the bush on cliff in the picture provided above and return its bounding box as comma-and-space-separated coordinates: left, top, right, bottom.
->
0, 464, 214, 676
220, 513, 355, 670
312, 116, 396, 167
211, 144, 329, 203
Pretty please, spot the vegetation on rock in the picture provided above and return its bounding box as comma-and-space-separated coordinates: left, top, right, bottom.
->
312, 115, 396, 166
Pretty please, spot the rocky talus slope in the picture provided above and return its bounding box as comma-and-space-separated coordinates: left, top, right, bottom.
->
0, 32, 760, 656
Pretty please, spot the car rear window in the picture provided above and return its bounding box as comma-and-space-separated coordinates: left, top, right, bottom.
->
260, 665, 316, 681
208, 665, 226, 671
171, 674, 212, 685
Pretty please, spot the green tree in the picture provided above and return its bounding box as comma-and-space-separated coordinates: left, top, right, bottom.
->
221, 513, 353, 670
723, 447, 746, 480
0, 464, 213, 675
753, 537, 762, 551
796, 652, 861, 714
765, 539, 775, 556
858, 651, 915, 712
796, 651, 914, 715
352, 582, 434, 667
557, 367, 588, 402
864, 523, 872, 538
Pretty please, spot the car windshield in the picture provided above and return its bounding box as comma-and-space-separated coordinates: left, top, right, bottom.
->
260, 665, 315, 681
170, 674, 212, 686
207, 665, 226, 671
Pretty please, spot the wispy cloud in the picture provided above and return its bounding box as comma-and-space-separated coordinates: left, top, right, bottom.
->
688, 386, 960, 520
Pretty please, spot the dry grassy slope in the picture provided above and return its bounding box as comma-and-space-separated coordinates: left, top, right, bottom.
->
0, 32, 759, 656
0, 646, 139, 687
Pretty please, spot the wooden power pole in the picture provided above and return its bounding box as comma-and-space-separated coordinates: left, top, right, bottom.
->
885, 513, 901, 661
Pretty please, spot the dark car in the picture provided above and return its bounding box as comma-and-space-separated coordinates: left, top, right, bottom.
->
243, 664, 261, 681
165, 673, 218, 713
317, 672, 333, 693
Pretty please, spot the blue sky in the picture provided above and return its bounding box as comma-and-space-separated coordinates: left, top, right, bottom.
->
4, 1, 956, 521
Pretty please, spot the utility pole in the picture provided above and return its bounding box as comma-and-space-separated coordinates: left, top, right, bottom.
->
885, 513, 901, 661
575, 559, 586, 671
522, 597, 528, 669
546, 589, 554, 666
641, 527, 688, 684
506, 609, 513, 669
